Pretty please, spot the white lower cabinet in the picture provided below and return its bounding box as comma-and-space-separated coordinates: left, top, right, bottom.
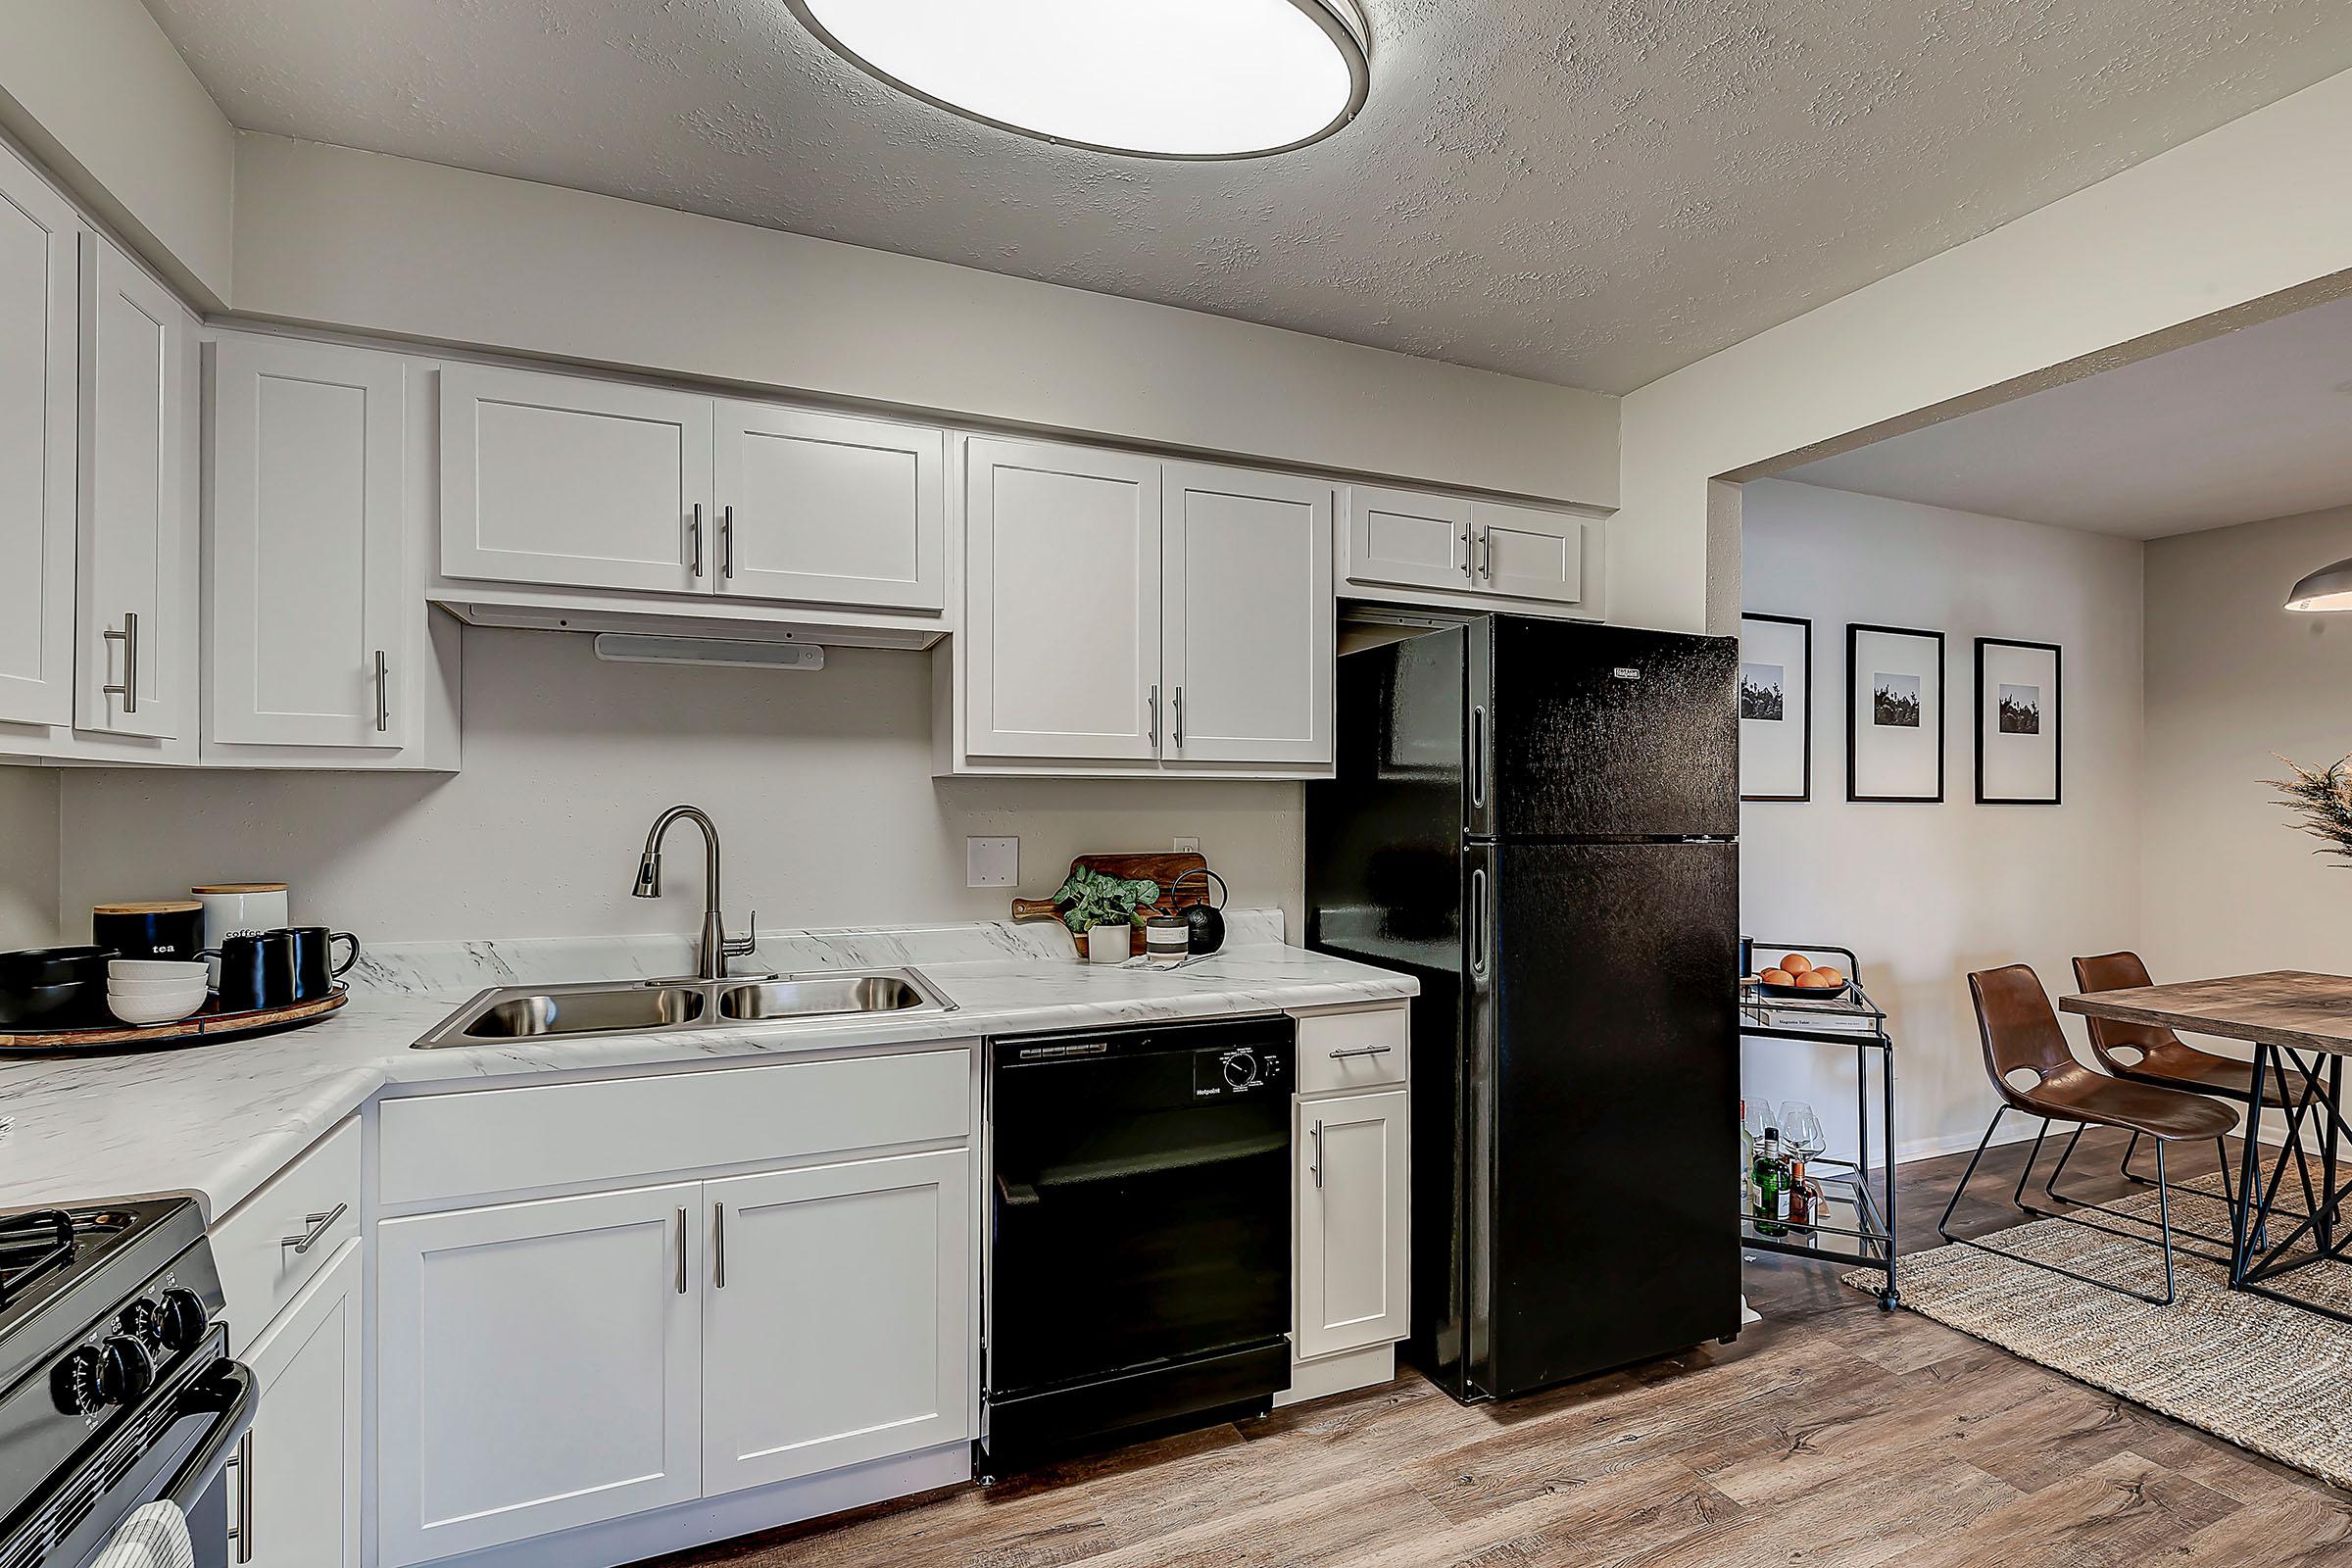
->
230, 1239, 362, 1568
375, 1183, 705, 1566
1295, 1086, 1410, 1362
702, 1150, 970, 1493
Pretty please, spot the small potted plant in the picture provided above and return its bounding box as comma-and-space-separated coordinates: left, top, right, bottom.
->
1012, 867, 1165, 961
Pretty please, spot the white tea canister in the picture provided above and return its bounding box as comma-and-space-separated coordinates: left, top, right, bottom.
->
1086, 924, 1133, 964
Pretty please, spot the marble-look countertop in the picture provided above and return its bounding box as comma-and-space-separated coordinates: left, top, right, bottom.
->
0, 912, 1413, 1221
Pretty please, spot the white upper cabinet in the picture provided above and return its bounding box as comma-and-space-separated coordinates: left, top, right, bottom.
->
76, 233, 186, 739
714, 403, 945, 611
1344, 485, 1470, 592
441, 364, 709, 596
963, 437, 1162, 761
1160, 463, 1333, 768
701, 1150, 970, 1494
209, 336, 409, 747
1342, 484, 1603, 621
0, 143, 76, 728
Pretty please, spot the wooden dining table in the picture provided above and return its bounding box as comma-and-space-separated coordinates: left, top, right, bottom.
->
2061, 970, 2352, 1319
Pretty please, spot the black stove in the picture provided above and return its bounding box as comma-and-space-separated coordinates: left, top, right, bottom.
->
0, 1198, 253, 1568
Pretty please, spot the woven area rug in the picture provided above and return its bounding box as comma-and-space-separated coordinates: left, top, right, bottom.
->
1847, 1185, 2352, 1490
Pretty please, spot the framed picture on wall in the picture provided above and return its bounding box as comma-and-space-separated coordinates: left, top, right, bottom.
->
1976, 638, 2062, 805
1846, 623, 1945, 803
1740, 613, 1811, 801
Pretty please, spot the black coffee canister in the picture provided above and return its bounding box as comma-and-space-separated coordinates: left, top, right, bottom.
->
92, 900, 205, 962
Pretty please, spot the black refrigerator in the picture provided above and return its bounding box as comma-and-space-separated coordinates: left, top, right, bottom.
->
1305, 614, 1740, 1402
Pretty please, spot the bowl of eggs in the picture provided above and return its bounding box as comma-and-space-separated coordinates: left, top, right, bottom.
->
1755, 953, 1849, 1001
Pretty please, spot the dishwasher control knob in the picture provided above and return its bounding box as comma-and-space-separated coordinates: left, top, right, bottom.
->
155, 1289, 209, 1353
1222, 1049, 1260, 1090
96, 1335, 156, 1405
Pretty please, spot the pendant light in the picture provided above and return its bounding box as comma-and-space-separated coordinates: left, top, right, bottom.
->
787, 0, 1370, 160
2285, 557, 2352, 612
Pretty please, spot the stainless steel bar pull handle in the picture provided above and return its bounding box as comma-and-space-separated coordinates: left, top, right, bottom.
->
721, 504, 736, 579
1329, 1045, 1393, 1060
373, 649, 390, 733
1470, 868, 1490, 978
689, 503, 705, 578
1479, 528, 1493, 579
102, 611, 138, 714
280, 1202, 346, 1254
1310, 1120, 1325, 1189
225, 1430, 255, 1563
676, 1207, 689, 1295
1459, 528, 1473, 581
1470, 706, 1487, 808
1172, 685, 1184, 751
1147, 684, 1159, 749
712, 1201, 727, 1289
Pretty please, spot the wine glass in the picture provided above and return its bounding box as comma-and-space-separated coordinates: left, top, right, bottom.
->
1781, 1101, 1827, 1165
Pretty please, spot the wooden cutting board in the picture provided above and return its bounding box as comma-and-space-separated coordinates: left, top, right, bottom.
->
1008, 852, 1213, 929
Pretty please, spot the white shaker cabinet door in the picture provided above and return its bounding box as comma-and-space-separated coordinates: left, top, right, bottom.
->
713, 402, 945, 610
963, 438, 1162, 760
440, 364, 710, 595
701, 1149, 971, 1494
1160, 463, 1333, 768
376, 1184, 704, 1567
1296, 1089, 1410, 1361
0, 143, 76, 727
75, 234, 185, 739
231, 1239, 361, 1568
1342, 485, 1470, 594
1470, 499, 1590, 608
208, 335, 408, 747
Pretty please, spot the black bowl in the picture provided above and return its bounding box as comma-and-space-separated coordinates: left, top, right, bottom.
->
0, 978, 109, 1029
0, 946, 117, 989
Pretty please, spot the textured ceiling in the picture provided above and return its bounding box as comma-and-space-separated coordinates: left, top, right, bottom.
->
146, 0, 2352, 393
1779, 295, 2352, 538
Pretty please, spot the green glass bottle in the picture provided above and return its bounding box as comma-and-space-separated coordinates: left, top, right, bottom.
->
1753, 1128, 1789, 1238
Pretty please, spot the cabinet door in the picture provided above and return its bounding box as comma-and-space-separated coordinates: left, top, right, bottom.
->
1471, 499, 1589, 608
1343, 485, 1470, 593
702, 1150, 970, 1494
232, 1239, 361, 1568
713, 403, 945, 611
1296, 1089, 1409, 1360
964, 438, 1161, 760
76, 234, 185, 738
440, 364, 710, 595
376, 1184, 703, 1567
1161, 463, 1333, 767
0, 143, 76, 726
209, 336, 407, 747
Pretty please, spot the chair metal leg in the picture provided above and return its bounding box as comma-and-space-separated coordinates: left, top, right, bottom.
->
2118, 1129, 2150, 1188
2011, 1117, 2052, 1213
2155, 1138, 2178, 1304
1939, 1106, 2184, 1306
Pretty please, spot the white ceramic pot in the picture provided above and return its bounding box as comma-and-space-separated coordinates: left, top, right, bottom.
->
1086, 924, 1132, 964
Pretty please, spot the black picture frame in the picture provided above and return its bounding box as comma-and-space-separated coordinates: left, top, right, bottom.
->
1975, 637, 2062, 806
1846, 622, 1945, 804
1739, 612, 1812, 802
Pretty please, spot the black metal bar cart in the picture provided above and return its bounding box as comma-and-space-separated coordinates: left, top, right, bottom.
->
1739, 941, 1899, 1310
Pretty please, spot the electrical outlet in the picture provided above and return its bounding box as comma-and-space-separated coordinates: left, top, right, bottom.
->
967, 836, 1018, 888
1172, 836, 1200, 854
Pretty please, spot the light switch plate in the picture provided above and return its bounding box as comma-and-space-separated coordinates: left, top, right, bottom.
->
1172, 836, 1200, 854
967, 836, 1018, 888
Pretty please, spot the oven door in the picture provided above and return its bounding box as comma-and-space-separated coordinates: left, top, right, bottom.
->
2, 1350, 256, 1568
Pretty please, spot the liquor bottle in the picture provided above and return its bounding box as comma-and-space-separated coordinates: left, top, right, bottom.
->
1740, 1098, 1756, 1212
1753, 1129, 1789, 1237
1788, 1159, 1813, 1233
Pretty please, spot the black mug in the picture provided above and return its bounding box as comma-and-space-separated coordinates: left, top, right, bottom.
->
285, 927, 360, 1000
203, 931, 299, 1013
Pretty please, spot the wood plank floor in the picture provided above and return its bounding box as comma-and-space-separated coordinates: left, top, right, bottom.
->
639, 1129, 2352, 1568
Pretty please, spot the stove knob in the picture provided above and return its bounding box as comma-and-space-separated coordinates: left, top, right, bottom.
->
53, 1347, 105, 1415
1223, 1049, 1259, 1089
155, 1288, 209, 1353
96, 1335, 156, 1405
119, 1298, 159, 1346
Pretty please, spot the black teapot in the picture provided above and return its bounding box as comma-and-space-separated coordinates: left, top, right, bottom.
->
1172, 868, 1229, 955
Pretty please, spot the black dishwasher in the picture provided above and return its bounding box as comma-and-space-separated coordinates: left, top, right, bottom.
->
984, 1014, 1294, 1467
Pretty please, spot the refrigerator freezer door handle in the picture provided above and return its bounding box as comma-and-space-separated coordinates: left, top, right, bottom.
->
1470, 867, 1490, 977
1470, 706, 1487, 809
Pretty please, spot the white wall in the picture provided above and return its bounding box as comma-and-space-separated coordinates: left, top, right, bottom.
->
55, 628, 1300, 947
1739, 481, 2145, 1160
1619, 66, 2352, 637
2141, 504, 2352, 979
0, 0, 235, 307
0, 770, 60, 950
229, 135, 1617, 511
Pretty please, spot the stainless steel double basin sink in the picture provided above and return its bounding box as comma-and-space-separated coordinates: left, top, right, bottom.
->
412, 967, 954, 1049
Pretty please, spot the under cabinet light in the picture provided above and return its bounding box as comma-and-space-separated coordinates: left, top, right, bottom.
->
593, 634, 827, 671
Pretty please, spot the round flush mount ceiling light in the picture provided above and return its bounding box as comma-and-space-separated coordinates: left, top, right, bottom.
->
786, 0, 1370, 160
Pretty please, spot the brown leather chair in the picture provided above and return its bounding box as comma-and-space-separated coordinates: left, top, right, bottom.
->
1939, 963, 2234, 1303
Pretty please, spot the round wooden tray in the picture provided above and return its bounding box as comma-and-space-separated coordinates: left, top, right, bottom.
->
0, 987, 349, 1056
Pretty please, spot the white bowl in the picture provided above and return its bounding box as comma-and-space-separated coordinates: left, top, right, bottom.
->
109, 959, 209, 983
108, 991, 207, 1025
108, 975, 212, 998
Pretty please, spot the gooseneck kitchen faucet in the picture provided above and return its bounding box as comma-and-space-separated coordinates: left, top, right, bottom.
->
632, 804, 764, 981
